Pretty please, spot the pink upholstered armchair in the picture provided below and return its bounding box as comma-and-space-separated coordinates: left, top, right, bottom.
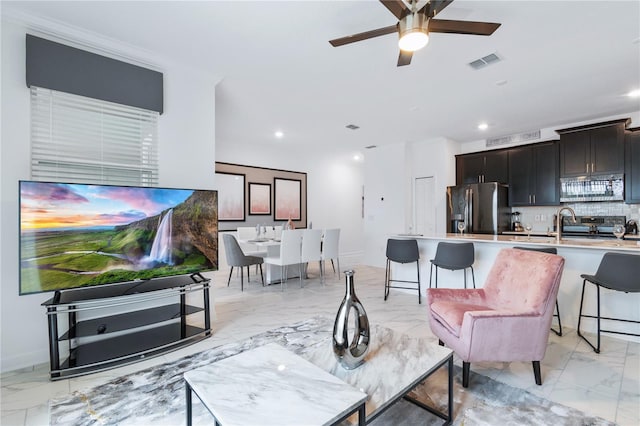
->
427, 248, 565, 387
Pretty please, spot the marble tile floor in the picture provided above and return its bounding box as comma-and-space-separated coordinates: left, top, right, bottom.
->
1, 263, 638, 425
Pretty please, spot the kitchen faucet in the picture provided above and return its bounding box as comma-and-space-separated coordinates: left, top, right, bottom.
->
554, 207, 577, 243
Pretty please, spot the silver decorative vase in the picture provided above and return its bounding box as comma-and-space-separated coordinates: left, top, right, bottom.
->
333, 270, 370, 370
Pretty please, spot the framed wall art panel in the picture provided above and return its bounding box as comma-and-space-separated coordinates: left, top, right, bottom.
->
249, 182, 271, 215
215, 172, 245, 221
274, 178, 301, 221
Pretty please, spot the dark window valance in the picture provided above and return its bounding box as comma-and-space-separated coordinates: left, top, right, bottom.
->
26, 34, 163, 114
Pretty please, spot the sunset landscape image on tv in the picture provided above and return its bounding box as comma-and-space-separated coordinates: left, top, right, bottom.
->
19, 181, 218, 295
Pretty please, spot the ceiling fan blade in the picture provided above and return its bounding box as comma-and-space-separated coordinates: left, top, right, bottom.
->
428, 19, 501, 36
420, 0, 454, 18
397, 50, 413, 66
329, 25, 398, 47
379, 0, 410, 20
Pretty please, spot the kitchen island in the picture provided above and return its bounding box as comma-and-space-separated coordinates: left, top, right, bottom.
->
391, 233, 639, 342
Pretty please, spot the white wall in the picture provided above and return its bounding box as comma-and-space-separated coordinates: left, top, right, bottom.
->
407, 137, 459, 235
361, 138, 462, 267
362, 143, 408, 267
0, 19, 219, 372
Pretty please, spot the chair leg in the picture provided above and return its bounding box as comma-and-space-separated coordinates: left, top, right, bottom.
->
438, 339, 444, 346
463, 268, 467, 289
384, 259, 390, 300
280, 266, 285, 292
247, 265, 250, 282
532, 361, 542, 385
240, 267, 244, 292
336, 259, 340, 275
462, 362, 470, 388
577, 280, 600, 353
551, 300, 563, 337
470, 266, 476, 289
227, 267, 233, 286
416, 260, 421, 304
299, 263, 303, 288
429, 263, 433, 288
596, 283, 601, 353
259, 264, 264, 286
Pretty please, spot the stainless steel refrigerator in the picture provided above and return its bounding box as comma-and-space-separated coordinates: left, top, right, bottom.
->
446, 182, 510, 234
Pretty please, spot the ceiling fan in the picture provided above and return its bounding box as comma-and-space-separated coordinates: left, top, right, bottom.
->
329, 0, 501, 67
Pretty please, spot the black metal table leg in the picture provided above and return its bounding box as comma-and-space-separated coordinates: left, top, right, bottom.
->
358, 403, 366, 426
185, 382, 193, 426
401, 353, 454, 425
447, 355, 453, 425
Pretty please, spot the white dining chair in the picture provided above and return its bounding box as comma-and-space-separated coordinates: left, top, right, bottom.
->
264, 229, 303, 290
236, 226, 266, 255
301, 229, 323, 284
236, 226, 257, 241
273, 225, 283, 240
321, 228, 341, 278
263, 225, 283, 240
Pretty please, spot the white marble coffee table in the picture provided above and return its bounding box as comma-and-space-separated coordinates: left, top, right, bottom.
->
299, 325, 454, 425
184, 343, 367, 426
184, 325, 453, 425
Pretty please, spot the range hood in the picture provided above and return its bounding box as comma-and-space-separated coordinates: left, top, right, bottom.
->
560, 173, 624, 202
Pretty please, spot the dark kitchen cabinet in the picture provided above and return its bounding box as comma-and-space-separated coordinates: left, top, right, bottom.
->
508, 141, 560, 206
456, 149, 508, 184
626, 128, 640, 204
557, 119, 628, 178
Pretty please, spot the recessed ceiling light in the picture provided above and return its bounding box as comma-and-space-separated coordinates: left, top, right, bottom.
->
627, 89, 640, 98
353, 154, 361, 161
274, 131, 284, 138
478, 123, 489, 130
495, 80, 508, 86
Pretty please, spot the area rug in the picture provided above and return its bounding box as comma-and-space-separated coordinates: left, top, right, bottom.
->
49, 317, 613, 425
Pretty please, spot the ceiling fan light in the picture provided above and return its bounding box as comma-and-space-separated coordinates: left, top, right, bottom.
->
398, 31, 429, 52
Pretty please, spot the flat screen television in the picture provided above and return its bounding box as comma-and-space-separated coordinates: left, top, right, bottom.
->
19, 181, 218, 295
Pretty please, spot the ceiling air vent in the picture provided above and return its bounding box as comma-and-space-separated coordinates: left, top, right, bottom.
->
364, 145, 377, 149
468, 52, 502, 70
345, 124, 360, 130
486, 130, 541, 147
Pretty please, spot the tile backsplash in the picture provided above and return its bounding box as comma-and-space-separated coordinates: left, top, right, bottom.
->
513, 202, 639, 233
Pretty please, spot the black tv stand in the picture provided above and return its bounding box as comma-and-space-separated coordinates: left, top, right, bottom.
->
42, 274, 211, 380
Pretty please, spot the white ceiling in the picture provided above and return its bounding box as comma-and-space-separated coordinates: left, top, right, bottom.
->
4, 1, 640, 153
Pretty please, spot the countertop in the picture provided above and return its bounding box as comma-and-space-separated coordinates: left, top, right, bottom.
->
397, 233, 640, 252
502, 230, 640, 241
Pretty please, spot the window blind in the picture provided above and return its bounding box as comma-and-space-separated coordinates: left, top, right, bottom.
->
30, 86, 159, 186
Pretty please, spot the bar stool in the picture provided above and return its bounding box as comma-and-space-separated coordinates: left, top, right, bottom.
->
384, 239, 421, 304
514, 246, 563, 336
577, 252, 640, 353
429, 242, 475, 289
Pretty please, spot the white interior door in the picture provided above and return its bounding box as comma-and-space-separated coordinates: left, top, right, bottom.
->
414, 176, 435, 235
